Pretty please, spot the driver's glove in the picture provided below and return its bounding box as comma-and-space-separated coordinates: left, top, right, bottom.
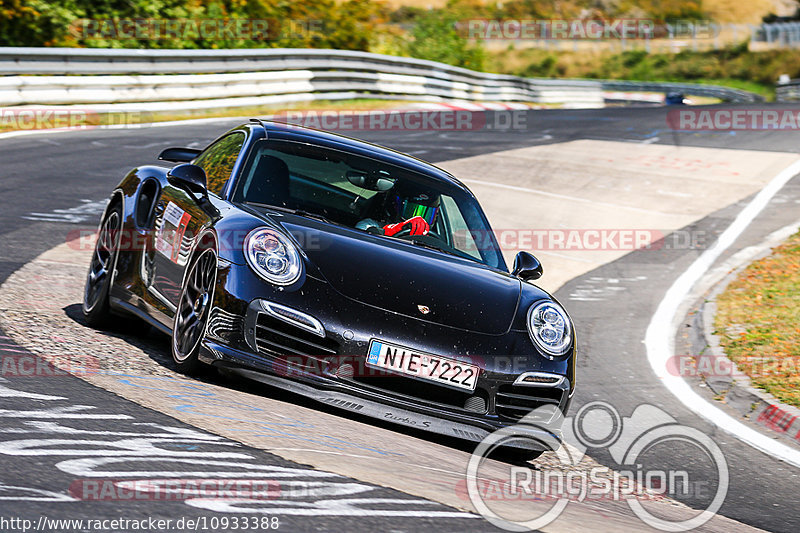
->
384, 216, 430, 237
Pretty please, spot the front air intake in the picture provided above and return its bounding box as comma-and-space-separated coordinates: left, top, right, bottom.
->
254, 313, 339, 357
495, 384, 563, 421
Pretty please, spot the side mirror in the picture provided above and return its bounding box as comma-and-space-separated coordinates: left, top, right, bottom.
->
167, 164, 207, 196
512, 251, 543, 281
158, 147, 202, 163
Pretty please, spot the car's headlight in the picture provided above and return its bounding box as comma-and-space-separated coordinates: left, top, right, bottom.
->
527, 300, 572, 357
245, 228, 302, 286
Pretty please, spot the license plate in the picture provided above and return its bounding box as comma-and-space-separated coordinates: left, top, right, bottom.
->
366, 340, 479, 391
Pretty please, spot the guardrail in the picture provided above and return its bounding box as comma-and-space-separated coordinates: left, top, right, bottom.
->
0, 47, 762, 110
753, 22, 800, 46
600, 80, 763, 103
776, 79, 800, 102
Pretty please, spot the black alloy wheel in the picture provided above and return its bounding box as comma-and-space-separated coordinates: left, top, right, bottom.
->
172, 248, 217, 374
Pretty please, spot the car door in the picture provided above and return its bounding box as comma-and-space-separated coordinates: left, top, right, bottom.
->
145, 132, 246, 312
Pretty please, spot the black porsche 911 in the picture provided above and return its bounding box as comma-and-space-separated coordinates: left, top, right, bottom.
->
82, 119, 576, 452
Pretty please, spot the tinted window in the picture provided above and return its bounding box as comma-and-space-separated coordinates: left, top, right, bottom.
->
193, 132, 246, 196
233, 139, 505, 270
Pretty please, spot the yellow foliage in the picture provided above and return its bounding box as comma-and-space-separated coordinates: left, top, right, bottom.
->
704, 0, 776, 23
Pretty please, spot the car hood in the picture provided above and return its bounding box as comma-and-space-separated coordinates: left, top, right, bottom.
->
276, 214, 521, 335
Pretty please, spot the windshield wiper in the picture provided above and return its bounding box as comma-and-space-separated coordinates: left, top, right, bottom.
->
407, 238, 450, 255
292, 209, 334, 224
407, 237, 483, 264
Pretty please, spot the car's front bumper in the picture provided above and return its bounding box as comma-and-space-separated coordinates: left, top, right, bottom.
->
200, 339, 564, 449
200, 262, 575, 443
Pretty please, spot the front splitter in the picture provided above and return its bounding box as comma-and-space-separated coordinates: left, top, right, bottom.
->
203, 344, 559, 452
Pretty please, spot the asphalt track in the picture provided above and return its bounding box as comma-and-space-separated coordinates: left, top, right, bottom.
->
1, 105, 800, 532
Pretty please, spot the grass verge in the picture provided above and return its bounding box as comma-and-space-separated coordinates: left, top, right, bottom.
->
714, 230, 800, 407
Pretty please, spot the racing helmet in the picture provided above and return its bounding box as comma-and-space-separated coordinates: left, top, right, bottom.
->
394, 187, 441, 226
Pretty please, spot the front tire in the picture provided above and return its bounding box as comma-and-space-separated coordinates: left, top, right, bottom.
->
172, 248, 217, 374
82, 203, 122, 328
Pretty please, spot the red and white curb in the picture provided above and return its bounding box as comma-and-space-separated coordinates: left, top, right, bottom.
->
603, 91, 665, 104
645, 159, 800, 468
411, 101, 544, 111
700, 220, 800, 448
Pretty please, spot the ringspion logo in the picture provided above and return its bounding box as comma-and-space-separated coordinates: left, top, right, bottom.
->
465, 402, 728, 531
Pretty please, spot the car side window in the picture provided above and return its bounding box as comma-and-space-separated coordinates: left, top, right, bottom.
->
440, 195, 482, 261
193, 132, 246, 196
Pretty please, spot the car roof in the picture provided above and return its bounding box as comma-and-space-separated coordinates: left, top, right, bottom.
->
250, 119, 472, 194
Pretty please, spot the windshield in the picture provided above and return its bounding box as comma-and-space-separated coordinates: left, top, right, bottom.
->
232, 139, 505, 270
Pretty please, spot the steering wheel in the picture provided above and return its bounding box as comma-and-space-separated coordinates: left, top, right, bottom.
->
393, 227, 443, 240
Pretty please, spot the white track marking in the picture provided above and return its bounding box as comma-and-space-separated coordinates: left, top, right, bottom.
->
22, 199, 107, 224
535, 250, 596, 263
645, 158, 800, 468
0, 483, 76, 502
0, 384, 65, 400
461, 178, 682, 217
187, 497, 477, 517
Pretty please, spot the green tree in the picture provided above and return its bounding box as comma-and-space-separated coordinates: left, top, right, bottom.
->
406, 12, 485, 70
0, 0, 383, 50
0, 0, 82, 46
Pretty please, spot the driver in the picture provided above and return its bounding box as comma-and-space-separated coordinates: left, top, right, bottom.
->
356, 186, 440, 237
